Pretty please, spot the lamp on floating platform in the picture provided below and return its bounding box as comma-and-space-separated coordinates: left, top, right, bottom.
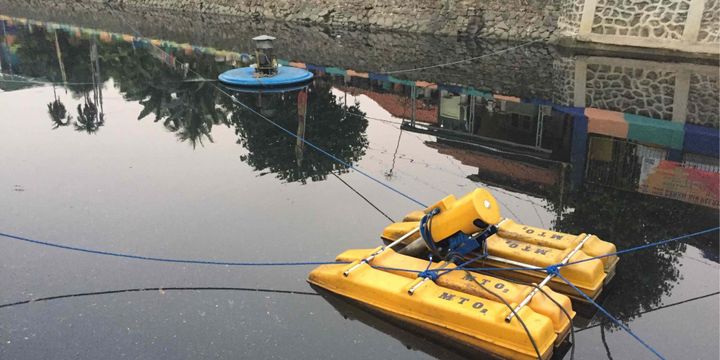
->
253, 35, 277, 76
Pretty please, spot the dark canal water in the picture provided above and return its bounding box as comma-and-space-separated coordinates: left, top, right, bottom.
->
0, 5, 718, 360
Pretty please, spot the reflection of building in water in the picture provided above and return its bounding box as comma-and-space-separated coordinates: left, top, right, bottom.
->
433, 87, 719, 209
323, 61, 718, 208
586, 136, 719, 208
334, 76, 438, 124
437, 92, 574, 162
426, 141, 565, 199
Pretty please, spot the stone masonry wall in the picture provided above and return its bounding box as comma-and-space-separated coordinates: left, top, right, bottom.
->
1, 0, 570, 41
2, 0, 718, 54
114, 0, 569, 40
0, 0, 568, 100
578, 0, 719, 53
591, 0, 691, 39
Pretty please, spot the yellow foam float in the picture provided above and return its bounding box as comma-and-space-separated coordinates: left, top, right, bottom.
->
382, 193, 618, 301
309, 248, 571, 360
309, 188, 616, 358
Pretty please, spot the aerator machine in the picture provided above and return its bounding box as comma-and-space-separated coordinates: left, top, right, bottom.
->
309, 188, 618, 359
381, 188, 619, 301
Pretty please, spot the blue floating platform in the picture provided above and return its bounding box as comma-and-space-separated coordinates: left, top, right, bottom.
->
218, 66, 313, 87
222, 83, 309, 94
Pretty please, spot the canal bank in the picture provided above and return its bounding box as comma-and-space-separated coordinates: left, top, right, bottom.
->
0, 0, 718, 56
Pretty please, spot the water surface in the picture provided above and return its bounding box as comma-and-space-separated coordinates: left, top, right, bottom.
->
0, 7, 718, 360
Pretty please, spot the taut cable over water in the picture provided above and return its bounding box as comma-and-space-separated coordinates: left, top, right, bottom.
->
381, 39, 543, 75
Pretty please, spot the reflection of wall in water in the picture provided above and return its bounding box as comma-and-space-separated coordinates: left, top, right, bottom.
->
572, 56, 719, 128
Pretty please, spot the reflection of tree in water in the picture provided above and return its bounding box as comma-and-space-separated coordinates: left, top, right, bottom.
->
74, 40, 106, 134
74, 96, 104, 133
11, 24, 233, 141
230, 81, 368, 183
162, 83, 227, 148
12, 27, 108, 131
104, 42, 230, 148
550, 186, 717, 330
47, 85, 72, 129
11, 23, 369, 182
46, 30, 72, 129
134, 79, 226, 148
13, 27, 98, 93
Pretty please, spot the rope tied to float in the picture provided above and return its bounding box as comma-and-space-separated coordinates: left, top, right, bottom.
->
544, 264, 560, 276
417, 254, 439, 281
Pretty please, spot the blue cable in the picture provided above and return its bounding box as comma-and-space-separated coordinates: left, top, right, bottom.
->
0, 225, 710, 358
0, 232, 348, 267
221, 91, 428, 208
3, 226, 716, 273
416, 254, 439, 280
555, 272, 666, 360
559, 227, 720, 268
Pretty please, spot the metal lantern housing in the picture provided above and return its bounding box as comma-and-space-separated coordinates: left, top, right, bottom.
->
253, 35, 277, 76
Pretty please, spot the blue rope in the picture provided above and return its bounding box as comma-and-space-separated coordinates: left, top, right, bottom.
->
417, 255, 439, 281
217, 79, 430, 210
559, 227, 720, 268
555, 272, 666, 360
418, 208, 440, 254
0, 232, 348, 267
4, 227, 715, 273
0, 225, 713, 359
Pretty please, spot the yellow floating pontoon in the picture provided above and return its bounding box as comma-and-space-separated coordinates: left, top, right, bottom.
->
308, 188, 612, 359
309, 248, 572, 360
381, 190, 619, 301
